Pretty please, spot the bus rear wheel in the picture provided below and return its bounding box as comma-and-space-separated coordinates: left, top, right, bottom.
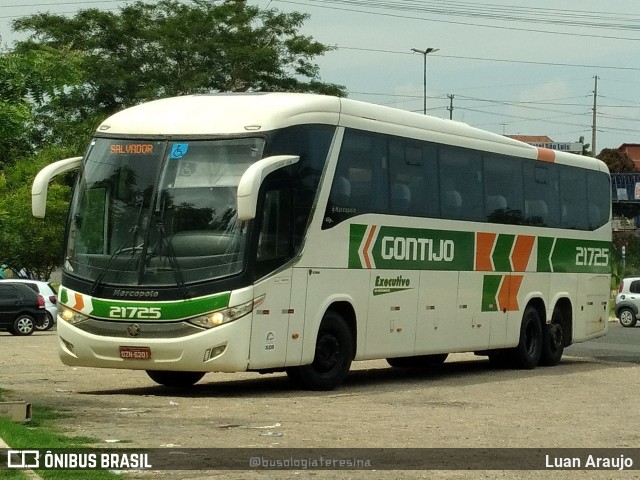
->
509, 305, 542, 369
539, 307, 564, 366
146, 370, 205, 387
286, 311, 353, 391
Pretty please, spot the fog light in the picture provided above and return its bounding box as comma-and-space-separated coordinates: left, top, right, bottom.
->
61, 337, 76, 356
203, 343, 227, 361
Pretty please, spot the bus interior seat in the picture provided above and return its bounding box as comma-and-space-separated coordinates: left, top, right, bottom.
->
391, 183, 411, 212
486, 194, 507, 214
443, 190, 462, 216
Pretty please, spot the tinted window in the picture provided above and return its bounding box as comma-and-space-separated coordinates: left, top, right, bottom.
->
389, 140, 438, 216
587, 170, 610, 229
439, 146, 483, 221
483, 155, 524, 224
560, 165, 588, 230
324, 130, 387, 227
267, 124, 335, 249
523, 163, 560, 227
0, 284, 19, 301
322, 128, 607, 232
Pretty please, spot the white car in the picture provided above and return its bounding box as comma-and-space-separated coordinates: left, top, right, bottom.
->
0, 279, 58, 330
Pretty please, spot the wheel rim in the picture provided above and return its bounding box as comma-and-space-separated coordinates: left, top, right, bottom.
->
549, 324, 563, 353
16, 317, 33, 334
36, 315, 51, 331
314, 333, 341, 374
620, 310, 634, 326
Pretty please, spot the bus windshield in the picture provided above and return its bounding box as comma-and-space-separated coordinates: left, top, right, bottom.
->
65, 137, 264, 287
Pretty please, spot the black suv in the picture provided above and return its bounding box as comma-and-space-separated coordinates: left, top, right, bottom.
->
0, 282, 47, 335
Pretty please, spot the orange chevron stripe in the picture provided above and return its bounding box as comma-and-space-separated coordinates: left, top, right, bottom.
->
511, 235, 535, 272
475, 232, 496, 271
73, 293, 85, 311
362, 225, 378, 269
498, 275, 523, 312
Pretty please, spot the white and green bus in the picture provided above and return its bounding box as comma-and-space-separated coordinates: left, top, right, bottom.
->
32, 93, 611, 390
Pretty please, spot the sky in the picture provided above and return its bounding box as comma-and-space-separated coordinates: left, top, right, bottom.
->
2, 0, 640, 154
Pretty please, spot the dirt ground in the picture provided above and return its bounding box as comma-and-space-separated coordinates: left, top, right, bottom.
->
2, 329, 640, 480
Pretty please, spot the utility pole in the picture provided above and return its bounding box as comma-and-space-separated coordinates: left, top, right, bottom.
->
447, 94, 454, 120
591, 76, 598, 157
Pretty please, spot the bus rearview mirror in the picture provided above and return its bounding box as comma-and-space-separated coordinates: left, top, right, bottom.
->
32, 156, 83, 218
237, 155, 300, 221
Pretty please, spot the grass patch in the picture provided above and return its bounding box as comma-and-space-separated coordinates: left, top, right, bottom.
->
0, 404, 126, 480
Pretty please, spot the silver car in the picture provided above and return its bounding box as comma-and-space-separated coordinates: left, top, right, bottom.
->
615, 277, 640, 328
0, 279, 58, 330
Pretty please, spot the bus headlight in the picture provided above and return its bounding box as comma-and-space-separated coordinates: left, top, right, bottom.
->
188, 296, 264, 329
58, 304, 89, 325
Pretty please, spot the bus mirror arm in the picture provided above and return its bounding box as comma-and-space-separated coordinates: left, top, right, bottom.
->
236, 155, 300, 221
32, 156, 83, 218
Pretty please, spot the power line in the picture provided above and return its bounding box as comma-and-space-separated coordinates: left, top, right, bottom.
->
275, 0, 640, 42
336, 45, 640, 72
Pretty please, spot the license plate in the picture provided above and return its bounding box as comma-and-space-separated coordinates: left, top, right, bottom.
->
119, 346, 151, 360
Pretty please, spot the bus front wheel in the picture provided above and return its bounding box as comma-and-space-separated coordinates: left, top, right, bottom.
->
146, 370, 205, 387
286, 311, 353, 391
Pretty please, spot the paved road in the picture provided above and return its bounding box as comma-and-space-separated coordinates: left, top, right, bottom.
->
566, 321, 640, 363
2, 321, 640, 480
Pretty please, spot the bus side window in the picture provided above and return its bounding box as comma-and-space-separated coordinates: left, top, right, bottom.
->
439, 146, 483, 221
560, 165, 588, 230
587, 170, 610, 230
255, 189, 292, 278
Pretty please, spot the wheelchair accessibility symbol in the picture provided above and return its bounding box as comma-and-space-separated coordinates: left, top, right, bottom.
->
170, 143, 189, 159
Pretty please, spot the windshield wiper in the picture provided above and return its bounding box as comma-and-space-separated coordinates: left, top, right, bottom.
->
90, 228, 143, 295
91, 197, 146, 295
154, 218, 192, 299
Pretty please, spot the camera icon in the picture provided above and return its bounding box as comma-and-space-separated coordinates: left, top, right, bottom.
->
7, 450, 40, 469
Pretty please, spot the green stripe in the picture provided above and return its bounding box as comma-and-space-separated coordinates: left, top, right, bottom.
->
481, 275, 502, 312
492, 234, 515, 272
537, 237, 555, 272
349, 224, 474, 271
63, 288, 231, 321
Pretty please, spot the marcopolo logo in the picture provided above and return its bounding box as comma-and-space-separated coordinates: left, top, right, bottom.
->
349, 224, 474, 271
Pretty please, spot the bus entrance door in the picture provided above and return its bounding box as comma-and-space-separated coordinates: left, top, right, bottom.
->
248, 269, 295, 370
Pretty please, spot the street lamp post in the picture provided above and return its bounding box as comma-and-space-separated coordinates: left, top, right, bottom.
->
411, 47, 439, 115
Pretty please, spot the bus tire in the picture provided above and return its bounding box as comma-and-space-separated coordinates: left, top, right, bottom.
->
509, 305, 542, 369
618, 307, 637, 328
387, 353, 448, 368
146, 370, 205, 387
286, 311, 353, 391
539, 307, 564, 366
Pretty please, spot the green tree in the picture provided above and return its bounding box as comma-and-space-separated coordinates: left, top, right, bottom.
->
597, 148, 635, 173
0, 146, 74, 280
12, 0, 345, 148
577, 136, 591, 156
0, 46, 82, 166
